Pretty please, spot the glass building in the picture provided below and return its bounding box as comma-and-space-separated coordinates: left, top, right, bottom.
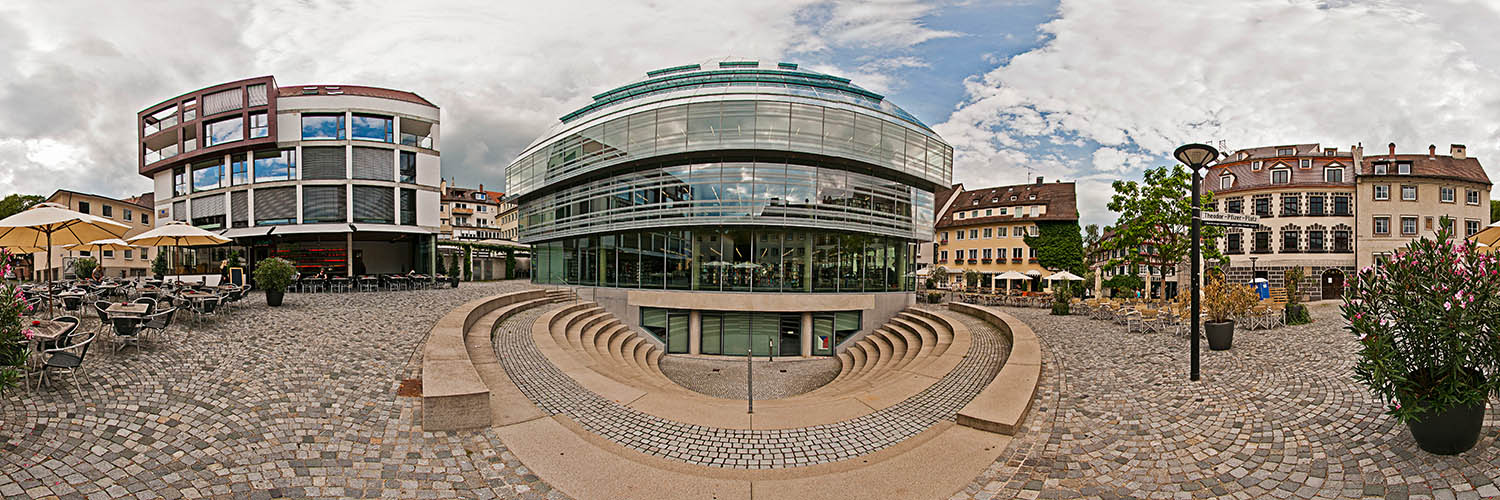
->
507, 59, 952, 356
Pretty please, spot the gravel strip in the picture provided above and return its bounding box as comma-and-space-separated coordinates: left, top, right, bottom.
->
659, 356, 840, 400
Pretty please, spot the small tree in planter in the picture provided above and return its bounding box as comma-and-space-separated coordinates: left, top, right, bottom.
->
1283, 267, 1311, 325
1201, 275, 1257, 350
963, 270, 980, 288
925, 291, 944, 304
930, 267, 949, 289
151, 253, 168, 279
1050, 285, 1071, 315
1343, 228, 1500, 455
253, 258, 296, 307
71, 257, 98, 281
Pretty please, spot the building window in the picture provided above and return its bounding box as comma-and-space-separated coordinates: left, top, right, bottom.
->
205, 116, 244, 147
1401, 185, 1417, 201
124, 250, 132, 260
1374, 163, 1388, 175
253, 149, 296, 182
955, 231, 964, 240
1282, 228, 1300, 252
1307, 195, 1325, 216
1281, 195, 1299, 216
1324, 168, 1343, 183
1300, 159, 1312, 168
1400, 216, 1418, 235
1226, 232, 1242, 254
301, 113, 345, 140
1333, 229, 1351, 252
123, 208, 132, 221
1253, 196, 1270, 216
101, 205, 112, 217
230, 153, 249, 185
1220, 175, 1233, 190
249, 112, 269, 139
1333, 195, 1351, 215
1441, 187, 1455, 203
982, 248, 991, 260
984, 209, 992, 216
1308, 230, 1325, 252
1271, 169, 1290, 184
77, 201, 90, 214
956, 212, 964, 220
192, 161, 222, 192
1226, 198, 1243, 214
1397, 162, 1411, 175
1374, 216, 1390, 235
1468, 219, 1481, 237
939, 250, 947, 261
1253, 231, 1270, 253
982, 228, 992, 238
142, 213, 150, 225
969, 229, 978, 239
1277, 148, 1293, 156
1012, 248, 1023, 260
1374, 185, 1390, 200
351, 114, 393, 142
967, 249, 977, 260
1467, 189, 1481, 205
1251, 160, 1262, 171
400, 151, 416, 183
996, 227, 1007, 237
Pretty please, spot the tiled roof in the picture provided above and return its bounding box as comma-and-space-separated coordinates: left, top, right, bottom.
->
442, 187, 506, 204
278, 85, 437, 108
1203, 156, 1355, 196
935, 181, 1078, 228
1357, 154, 1491, 185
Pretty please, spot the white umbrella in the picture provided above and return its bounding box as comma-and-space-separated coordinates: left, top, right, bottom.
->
995, 270, 1028, 293
127, 221, 231, 280
67, 238, 145, 279
0, 202, 131, 313
1044, 270, 1085, 281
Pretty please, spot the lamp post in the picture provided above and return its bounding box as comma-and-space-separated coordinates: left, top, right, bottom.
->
1249, 256, 1258, 280
1174, 143, 1219, 382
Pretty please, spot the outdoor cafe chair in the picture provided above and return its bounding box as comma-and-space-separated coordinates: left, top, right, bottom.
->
41, 316, 80, 352
36, 331, 97, 393
138, 308, 177, 345
93, 300, 112, 330
359, 276, 378, 292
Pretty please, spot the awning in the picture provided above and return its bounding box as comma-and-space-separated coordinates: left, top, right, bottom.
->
351, 224, 438, 235
266, 223, 353, 236
221, 227, 274, 238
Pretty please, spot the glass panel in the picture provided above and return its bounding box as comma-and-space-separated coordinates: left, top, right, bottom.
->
840, 233, 863, 291
753, 230, 782, 291
655, 106, 687, 155
813, 313, 835, 355
752, 162, 785, 218
701, 312, 722, 355
619, 232, 640, 288
301, 114, 344, 140
823, 108, 856, 155
686, 102, 720, 149
720, 101, 756, 148
205, 117, 244, 147
641, 307, 668, 343
642, 232, 665, 288
784, 231, 809, 292
696, 230, 723, 291
665, 230, 692, 290
813, 233, 840, 292
191, 161, 222, 192
724, 229, 753, 292
602, 234, 617, 287
667, 310, 689, 354
751, 313, 778, 356
789, 103, 823, 152
754, 101, 790, 148
722, 311, 751, 356
230, 154, 249, 185
720, 162, 753, 217
253, 149, 296, 182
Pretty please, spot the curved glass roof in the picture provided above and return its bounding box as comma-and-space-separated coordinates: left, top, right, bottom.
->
556, 58, 933, 132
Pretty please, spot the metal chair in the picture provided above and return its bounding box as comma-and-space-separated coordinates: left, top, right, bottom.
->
138, 307, 177, 345
36, 332, 96, 393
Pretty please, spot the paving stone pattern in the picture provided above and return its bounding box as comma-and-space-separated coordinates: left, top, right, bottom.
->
952, 302, 1500, 500
659, 356, 841, 400
1, 281, 569, 500
493, 305, 1007, 469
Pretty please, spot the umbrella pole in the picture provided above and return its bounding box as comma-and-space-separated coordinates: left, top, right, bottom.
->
47, 230, 54, 317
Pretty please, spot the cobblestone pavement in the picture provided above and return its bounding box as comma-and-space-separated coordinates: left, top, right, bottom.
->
952, 302, 1500, 500
1, 281, 568, 500
493, 305, 1008, 469
659, 356, 840, 400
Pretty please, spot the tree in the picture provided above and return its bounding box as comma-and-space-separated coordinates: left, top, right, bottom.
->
1491, 199, 1498, 224
1024, 221, 1085, 274
1101, 165, 1224, 280
0, 194, 43, 220
1083, 224, 1101, 250
71, 257, 98, 280
1103, 273, 1143, 295
929, 266, 948, 288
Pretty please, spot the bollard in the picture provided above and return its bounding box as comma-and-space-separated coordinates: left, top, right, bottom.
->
747, 348, 753, 414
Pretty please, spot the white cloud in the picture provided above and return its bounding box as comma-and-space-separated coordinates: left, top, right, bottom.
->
937, 0, 1500, 227
0, 0, 956, 200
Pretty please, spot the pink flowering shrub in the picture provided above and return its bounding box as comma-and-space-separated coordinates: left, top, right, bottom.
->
1342, 227, 1500, 423
0, 249, 31, 392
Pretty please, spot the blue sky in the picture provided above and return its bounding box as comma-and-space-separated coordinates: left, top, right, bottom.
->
2, 0, 1498, 229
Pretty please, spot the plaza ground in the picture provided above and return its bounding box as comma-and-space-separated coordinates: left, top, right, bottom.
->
4, 286, 1499, 499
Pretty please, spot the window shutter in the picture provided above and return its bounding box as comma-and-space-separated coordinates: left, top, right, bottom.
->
231, 191, 249, 227
302, 185, 346, 223
246, 84, 268, 107
302, 146, 347, 180
203, 88, 243, 116
171, 201, 186, 221
191, 195, 225, 216
254, 187, 296, 222
353, 185, 394, 223
400, 188, 416, 225
352, 147, 393, 180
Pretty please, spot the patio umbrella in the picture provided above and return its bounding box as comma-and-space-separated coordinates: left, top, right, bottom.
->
1468, 221, 1500, 248
65, 238, 140, 278
1026, 269, 1042, 292
995, 270, 1029, 293
1044, 270, 1085, 281
0, 202, 131, 314
127, 221, 231, 282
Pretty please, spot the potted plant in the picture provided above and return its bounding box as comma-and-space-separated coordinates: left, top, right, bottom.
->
71, 257, 97, 281
1202, 275, 1256, 350
252, 257, 296, 307
151, 253, 168, 280
925, 291, 944, 304
1343, 228, 1500, 455
930, 267, 948, 289
1050, 285, 1071, 315
1283, 267, 1311, 325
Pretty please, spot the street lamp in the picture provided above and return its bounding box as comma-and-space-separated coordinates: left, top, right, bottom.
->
1249, 256, 1258, 279
1174, 143, 1218, 382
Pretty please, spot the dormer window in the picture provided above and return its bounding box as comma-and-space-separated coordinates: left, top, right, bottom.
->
1323, 167, 1343, 183
1325, 148, 1337, 156
1277, 148, 1294, 156
1028, 194, 1036, 200
1009, 195, 1016, 201
1299, 159, 1312, 169
957, 212, 964, 219
1397, 162, 1411, 175
1251, 161, 1262, 171
1219, 174, 1234, 190
1271, 169, 1290, 184
1374, 163, 1388, 175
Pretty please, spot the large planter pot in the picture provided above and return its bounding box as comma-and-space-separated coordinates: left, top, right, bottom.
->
450, 277, 460, 288
265, 290, 285, 307
1205, 320, 1234, 350
1405, 370, 1488, 455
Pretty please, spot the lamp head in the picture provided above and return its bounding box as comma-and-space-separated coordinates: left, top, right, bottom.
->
1174, 143, 1220, 170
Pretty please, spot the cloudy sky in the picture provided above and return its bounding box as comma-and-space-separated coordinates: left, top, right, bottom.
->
2, 0, 1497, 227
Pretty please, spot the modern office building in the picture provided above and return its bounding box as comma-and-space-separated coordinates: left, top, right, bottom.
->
137, 76, 442, 277
1203, 142, 1490, 300
931, 178, 1079, 288
30, 189, 155, 280
506, 58, 951, 357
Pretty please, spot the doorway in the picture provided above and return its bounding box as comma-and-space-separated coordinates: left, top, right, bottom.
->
779, 313, 802, 357
1321, 269, 1345, 301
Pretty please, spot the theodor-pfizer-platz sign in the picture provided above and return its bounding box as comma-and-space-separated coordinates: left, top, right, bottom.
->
1200, 211, 1262, 228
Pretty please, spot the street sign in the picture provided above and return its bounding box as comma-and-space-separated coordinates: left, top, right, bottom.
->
1201, 211, 1261, 229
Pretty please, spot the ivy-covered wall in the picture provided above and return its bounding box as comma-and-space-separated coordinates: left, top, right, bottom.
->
1023, 221, 1085, 274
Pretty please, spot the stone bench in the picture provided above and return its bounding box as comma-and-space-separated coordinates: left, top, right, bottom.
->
947, 302, 1043, 435
421, 288, 551, 431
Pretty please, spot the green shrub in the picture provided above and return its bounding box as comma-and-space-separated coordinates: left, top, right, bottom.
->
925, 291, 944, 304
71, 257, 98, 279
253, 258, 297, 293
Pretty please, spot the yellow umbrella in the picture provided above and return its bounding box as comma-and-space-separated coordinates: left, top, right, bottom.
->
1468, 221, 1500, 248
127, 221, 230, 280
0, 202, 130, 313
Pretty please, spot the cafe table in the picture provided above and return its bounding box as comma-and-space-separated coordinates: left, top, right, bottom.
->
105, 302, 151, 319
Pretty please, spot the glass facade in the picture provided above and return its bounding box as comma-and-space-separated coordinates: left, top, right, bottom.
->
534, 228, 914, 292
351, 114, 393, 142
519, 159, 933, 242
301, 114, 345, 140
506, 99, 951, 199
640, 307, 859, 357
205, 116, 244, 147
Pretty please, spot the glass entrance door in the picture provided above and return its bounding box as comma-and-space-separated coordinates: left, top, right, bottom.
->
778, 313, 801, 356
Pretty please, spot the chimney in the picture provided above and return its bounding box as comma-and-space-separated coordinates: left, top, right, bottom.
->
1035, 176, 1044, 185
1429, 144, 1436, 157
440, 178, 448, 194
1451, 144, 1467, 160
479, 183, 484, 193
1388, 142, 1396, 156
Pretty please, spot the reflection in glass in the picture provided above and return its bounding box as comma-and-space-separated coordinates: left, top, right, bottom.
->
301, 114, 345, 140
192, 162, 222, 192
351, 114, 393, 142
253, 150, 296, 182
205, 117, 244, 147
